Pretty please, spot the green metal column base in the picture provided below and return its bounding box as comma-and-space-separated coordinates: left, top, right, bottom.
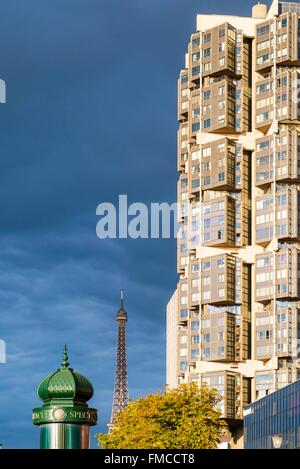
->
40, 423, 90, 449
33, 406, 97, 449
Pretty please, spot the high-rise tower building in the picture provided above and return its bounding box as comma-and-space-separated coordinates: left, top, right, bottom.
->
166, 0, 300, 447
109, 290, 129, 431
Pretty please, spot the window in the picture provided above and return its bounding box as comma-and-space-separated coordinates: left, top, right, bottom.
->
192, 335, 200, 344
281, 17, 287, 28
192, 107, 200, 118
203, 90, 211, 100
203, 118, 211, 129
192, 52, 200, 62
203, 276, 210, 285
257, 53, 271, 65
203, 33, 211, 43
218, 273, 224, 283
257, 24, 270, 36
181, 178, 188, 188
257, 139, 270, 151
204, 47, 211, 58
257, 82, 271, 94
191, 349, 199, 360
192, 66, 200, 76
219, 42, 225, 52
181, 126, 188, 136
277, 313, 286, 323
192, 122, 200, 133
203, 161, 210, 171
180, 361, 187, 371
181, 101, 188, 111
277, 193, 287, 206
180, 309, 188, 319
180, 243, 187, 254
257, 111, 272, 124
192, 179, 200, 188
219, 57, 225, 67
181, 75, 188, 84
257, 39, 270, 51
218, 85, 225, 95
203, 291, 211, 300
192, 220, 200, 230
218, 172, 225, 182
218, 258, 225, 268
203, 146, 211, 157
191, 321, 200, 330
219, 29, 225, 38
203, 261, 211, 270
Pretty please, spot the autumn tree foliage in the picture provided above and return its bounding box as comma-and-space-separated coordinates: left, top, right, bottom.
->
97, 383, 227, 449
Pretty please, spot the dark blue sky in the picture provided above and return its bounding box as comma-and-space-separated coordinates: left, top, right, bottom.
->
0, 0, 266, 449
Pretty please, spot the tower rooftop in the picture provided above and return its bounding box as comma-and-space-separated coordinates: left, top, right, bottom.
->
116, 289, 128, 321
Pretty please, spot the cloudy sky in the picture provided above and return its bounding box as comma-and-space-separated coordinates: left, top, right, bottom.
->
0, 0, 260, 448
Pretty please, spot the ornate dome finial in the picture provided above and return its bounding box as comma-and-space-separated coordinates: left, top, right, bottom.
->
61, 344, 69, 369
37, 346, 94, 404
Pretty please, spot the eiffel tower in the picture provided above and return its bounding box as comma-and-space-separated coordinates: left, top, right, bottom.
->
108, 290, 129, 431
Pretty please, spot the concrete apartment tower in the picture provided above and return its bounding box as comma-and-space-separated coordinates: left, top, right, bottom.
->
166, 0, 300, 447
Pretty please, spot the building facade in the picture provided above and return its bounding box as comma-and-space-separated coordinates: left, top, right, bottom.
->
244, 378, 300, 448
166, 0, 300, 446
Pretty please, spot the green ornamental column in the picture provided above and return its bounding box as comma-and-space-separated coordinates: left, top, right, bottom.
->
32, 345, 97, 449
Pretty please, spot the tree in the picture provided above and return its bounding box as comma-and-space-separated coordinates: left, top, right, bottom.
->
97, 383, 227, 449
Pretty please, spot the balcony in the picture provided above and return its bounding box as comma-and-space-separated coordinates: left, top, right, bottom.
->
256, 13, 300, 74
188, 23, 243, 84
201, 77, 237, 134
189, 88, 201, 142
178, 70, 189, 122
200, 23, 239, 79
255, 247, 300, 303
255, 306, 299, 360
177, 123, 189, 161
201, 253, 236, 305
200, 138, 237, 191
188, 32, 201, 84
201, 310, 236, 362
256, 70, 300, 133
255, 188, 300, 246
255, 129, 300, 187
201, 370, 248, 420
201, 195, 236, 247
